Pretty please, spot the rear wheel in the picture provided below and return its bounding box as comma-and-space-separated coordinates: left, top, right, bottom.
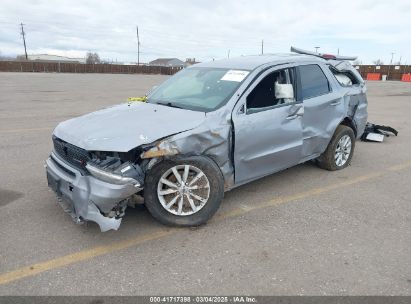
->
317, 125, 355, 171
144, 156, 224, 226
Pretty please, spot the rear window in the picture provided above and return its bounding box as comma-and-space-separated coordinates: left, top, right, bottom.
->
299, 64, 330, 99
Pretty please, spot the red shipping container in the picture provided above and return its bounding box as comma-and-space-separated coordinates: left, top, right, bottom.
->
401, 74, 411, 82
367, 73, 381, 81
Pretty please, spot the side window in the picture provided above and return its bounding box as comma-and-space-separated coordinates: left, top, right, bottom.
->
299, 64, 330, 99
246, 68, 295, 113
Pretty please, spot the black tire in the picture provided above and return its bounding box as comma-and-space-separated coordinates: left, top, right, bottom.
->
317, 125, 355, 171
144, 156, 224, 226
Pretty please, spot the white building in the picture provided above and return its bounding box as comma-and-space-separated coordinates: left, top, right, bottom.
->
27, 54, 86, 63
149, 58, 185, 67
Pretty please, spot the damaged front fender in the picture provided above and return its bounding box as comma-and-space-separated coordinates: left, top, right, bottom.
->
139, 118, 235, 190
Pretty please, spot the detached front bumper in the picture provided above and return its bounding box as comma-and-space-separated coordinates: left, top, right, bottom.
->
46, 152, 142, 232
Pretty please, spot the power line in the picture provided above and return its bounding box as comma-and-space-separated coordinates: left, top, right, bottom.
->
20, 22, 28, 60
4, 19, 275, 51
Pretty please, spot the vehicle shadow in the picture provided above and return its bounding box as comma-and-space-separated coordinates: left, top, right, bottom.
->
81, 161, 323, 237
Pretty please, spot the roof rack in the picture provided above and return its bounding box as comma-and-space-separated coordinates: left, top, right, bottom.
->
290, 46, 357, 61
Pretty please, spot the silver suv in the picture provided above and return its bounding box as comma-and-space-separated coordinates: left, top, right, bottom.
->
46, 48, 368, 231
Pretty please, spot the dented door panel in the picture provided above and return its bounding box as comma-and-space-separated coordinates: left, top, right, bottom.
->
300, 92, 346, 160
233, 104, 303, 184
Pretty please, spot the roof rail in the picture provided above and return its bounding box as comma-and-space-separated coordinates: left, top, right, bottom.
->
290, 46, 357, 61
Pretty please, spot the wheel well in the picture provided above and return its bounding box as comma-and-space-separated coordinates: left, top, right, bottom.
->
145, 154, 225, 180
340, 117, 357, 137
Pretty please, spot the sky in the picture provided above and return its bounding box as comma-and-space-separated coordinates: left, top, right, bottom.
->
0, 0, 410, 64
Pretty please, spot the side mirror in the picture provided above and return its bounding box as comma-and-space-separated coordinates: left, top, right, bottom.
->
275, 82, 294, 100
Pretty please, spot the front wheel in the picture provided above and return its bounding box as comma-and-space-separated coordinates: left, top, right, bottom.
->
317, 125, 355, 171
144, 156, 224, 226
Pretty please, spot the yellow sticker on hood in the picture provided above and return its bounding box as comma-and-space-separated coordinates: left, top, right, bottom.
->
127, 96, 147, 102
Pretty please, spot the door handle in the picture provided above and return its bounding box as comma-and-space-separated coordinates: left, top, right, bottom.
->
295, 106, 304, 116
287, 106, 304, 120
331, 100, 341, 106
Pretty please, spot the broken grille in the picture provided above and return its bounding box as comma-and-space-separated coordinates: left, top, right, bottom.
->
52, 136, 90, 172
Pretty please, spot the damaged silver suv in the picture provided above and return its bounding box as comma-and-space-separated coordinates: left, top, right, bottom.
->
46, 47, 368, 231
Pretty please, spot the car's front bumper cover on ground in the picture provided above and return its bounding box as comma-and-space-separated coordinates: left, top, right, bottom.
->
45, 152, 142, 232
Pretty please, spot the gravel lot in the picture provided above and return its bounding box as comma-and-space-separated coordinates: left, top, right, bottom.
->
0, 72, 410, 295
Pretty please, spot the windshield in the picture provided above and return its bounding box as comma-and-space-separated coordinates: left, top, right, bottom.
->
147, 67, 249, 112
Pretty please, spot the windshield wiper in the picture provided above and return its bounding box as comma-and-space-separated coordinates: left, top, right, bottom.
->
155, 101, 183, 109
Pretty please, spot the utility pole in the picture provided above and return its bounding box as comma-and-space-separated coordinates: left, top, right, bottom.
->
314, 46, 320, 53
227, 49, 230, 59
136, 26, 140, 65
387, 52, 395, 80
20, 22, 28, 60
261, 40, 264, 55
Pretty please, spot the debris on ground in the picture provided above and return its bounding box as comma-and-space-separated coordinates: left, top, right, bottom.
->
361, 122, 398, 142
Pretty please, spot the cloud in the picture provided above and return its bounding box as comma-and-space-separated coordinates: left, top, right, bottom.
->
0, 0, 410, 64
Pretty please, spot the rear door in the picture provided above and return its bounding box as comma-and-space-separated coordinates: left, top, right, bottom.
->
232, 65, 304, 185
297, 64, 345, 160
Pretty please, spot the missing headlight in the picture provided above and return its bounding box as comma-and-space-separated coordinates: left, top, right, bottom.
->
87, 154, 144, 186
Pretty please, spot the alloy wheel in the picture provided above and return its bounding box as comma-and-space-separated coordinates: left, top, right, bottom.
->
157, 165, 210, 216
335, 135, 352, 167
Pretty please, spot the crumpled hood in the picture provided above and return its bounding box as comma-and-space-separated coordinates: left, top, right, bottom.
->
53, 102, 206, 152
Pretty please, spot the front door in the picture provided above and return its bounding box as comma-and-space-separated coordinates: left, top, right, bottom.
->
232, 66, 304, 185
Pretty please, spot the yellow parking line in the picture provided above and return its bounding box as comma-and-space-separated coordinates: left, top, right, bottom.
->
0, 127, 51, 134
388, 159, 411, 171
0, 230, 175, 285
0, 161, 410, 285
215, 171, 384, 221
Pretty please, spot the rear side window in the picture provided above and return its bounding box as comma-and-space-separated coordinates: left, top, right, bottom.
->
329, 67, 360, 87
299, 64, 330, 99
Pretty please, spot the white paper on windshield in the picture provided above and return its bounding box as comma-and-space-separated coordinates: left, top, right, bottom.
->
221, 70, 249, 82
